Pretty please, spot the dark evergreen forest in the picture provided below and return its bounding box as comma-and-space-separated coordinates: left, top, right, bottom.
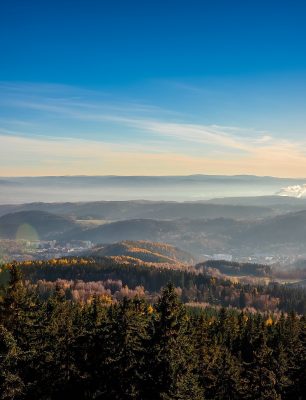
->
0, 265, 305, 399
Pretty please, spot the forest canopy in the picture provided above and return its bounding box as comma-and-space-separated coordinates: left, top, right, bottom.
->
0, 266, 305, 399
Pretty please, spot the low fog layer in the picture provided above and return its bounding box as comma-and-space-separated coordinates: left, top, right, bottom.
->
1, 175, 306, 204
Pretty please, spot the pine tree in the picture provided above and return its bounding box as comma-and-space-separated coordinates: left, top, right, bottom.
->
33, 288, 82, 399
273, 341, 291, 398
0, 265, 34, 334
144, 284, 203, 400
72, 295, 109, 399
0, 265, 39, 398
98, 297, 150, 400
246, 331, 280, 399
289, 315, 306, 400
0, 325, 24, 400
212, 346, 246, 400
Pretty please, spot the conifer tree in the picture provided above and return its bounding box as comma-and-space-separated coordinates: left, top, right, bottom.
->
145, 284, 203, 400
288, 315, 306, 400
0, 325, 24, 400
73, 295, 109, 399
0, 265, 39, 398
99, 297, 149, 400
246, 332, 280, 399
212, 347, 245, 400
36, 288, 81, 399
0, 265, 36, 337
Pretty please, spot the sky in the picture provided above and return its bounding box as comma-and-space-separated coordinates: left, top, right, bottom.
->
0, 0, 306, 177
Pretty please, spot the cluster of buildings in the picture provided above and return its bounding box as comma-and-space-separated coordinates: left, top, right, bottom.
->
200, 251, 305, 266
0, 239, 93, 262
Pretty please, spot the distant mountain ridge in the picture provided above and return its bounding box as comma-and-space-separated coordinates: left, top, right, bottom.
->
0, 200, 276, 219
2, 174, 306, 203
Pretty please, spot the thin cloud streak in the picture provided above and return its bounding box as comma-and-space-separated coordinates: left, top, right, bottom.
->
1, 133, 306, 178
11, 97, 306, 157
1, 82, 306, 177
4, 96, 286, 153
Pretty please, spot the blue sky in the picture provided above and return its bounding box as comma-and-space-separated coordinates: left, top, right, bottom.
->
1, 0, 306, 176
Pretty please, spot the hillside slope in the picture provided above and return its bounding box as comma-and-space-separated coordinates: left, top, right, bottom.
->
88, 240, 195, 265
232, 210, 306, 247
0, 200, 275, 220
0, 210, 78, 240
62, 210, 306, 255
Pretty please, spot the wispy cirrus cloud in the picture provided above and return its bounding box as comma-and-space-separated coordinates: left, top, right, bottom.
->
10, 96, 305, 155
1, 82, 306, 177
1, 89, 276, 151
1, 131, 306, 178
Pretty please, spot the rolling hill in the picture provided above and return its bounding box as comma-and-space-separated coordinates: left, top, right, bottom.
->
0, 200, 276, 220
61, 210, 306, 255
87, 240, 195, 265
2, 207, 306, 258
0, 210, 78, 240
59, 217, 243, 255
196, 260, 272, 277
232, 210, 306, 247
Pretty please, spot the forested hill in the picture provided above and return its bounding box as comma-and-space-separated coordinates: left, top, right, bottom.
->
3, 258, 306, 314
4, 207, 306, 257
0, 210, 77, 240
57, 210, 306, 255
86, 240, 195, 265
197, 260, 272, 277
0, 200, 275, 220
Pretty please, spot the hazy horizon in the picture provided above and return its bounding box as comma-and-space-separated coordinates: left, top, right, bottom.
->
2, 173, 306, 179
1, 174, 306, 204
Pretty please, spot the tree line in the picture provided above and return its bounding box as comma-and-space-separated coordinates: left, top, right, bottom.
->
3, 258, 306, 313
